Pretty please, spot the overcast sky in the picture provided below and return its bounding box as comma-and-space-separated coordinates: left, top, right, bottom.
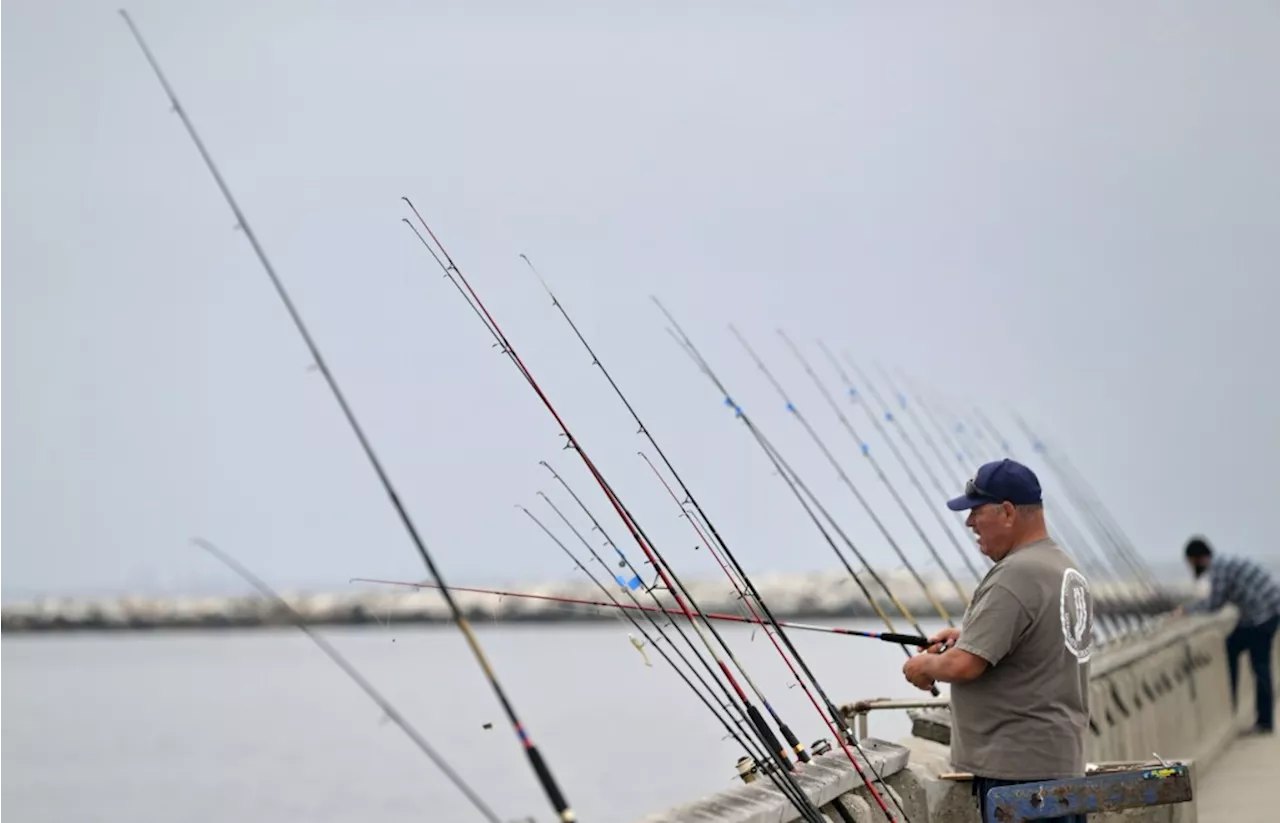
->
4, 1, 1278, 599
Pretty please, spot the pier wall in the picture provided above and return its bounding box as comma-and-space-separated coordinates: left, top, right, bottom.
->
638, 608, 1278, 823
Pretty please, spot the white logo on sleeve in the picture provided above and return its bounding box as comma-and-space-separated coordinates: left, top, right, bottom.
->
1060, 568, 1094, 663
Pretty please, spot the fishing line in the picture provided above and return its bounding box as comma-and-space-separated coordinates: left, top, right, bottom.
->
117, 13, 577, 821
400, 212, 830, 823
193, 538, 503, 823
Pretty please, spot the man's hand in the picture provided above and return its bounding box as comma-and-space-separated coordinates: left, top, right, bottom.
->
902, 654, 936, 692
921, 626, 961, 654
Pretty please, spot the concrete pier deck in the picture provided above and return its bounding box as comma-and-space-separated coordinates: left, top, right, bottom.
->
1196, 729, 1276, 823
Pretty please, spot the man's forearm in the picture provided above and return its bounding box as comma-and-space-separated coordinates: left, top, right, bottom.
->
919, 649, 985, 684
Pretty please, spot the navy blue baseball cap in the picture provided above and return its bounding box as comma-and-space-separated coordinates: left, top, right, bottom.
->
946, 459, 1042, 511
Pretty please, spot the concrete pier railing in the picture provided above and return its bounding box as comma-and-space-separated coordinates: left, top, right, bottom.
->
636, 607, 1278, 823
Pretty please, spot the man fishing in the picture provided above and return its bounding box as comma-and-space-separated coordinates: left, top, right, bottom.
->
1179, 536, 1279, 735
902, 458, 1093, 823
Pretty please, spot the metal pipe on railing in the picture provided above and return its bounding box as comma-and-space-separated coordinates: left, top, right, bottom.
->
843, 697, 951, 740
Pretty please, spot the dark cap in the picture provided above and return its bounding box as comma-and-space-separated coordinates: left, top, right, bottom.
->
946, 458, 1042, 511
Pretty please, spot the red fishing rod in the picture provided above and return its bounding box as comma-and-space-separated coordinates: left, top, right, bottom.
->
651, 300, 912, 822
510, 255, 910, 820
513, 502, 822, 804
637, 446, 931, 790
400, 206, 835, 823
528, 466, 837, 818
515, 253, 927, 697
350, 578, 932, 645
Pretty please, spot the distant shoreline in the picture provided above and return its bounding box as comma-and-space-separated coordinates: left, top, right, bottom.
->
1, 572, 1182, 633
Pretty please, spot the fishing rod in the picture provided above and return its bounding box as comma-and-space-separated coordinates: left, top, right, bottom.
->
839, 357, 984, 585
639, 445, 937, 706
117, 14, 576, 821
883, 375, 1120, 639
351, 577, 932, 646
532, 470, 847, 822
663, 316, 941, 664
651, 318, 923, 644
516, 257, 929, 700
894, 372, 980, 486
513, 504, 825, 818
874, 365, 968, 490
871, 365, 996, 574
730, 335, 956, 645
533, 467, 862, 823
194, 539, 502, 823
805, 340, 969, 610
501, 254, 905, 821
903, 382, 1144, 636
409, 234, 821, 796
400, 213, 836, 823
765, 331, 957, 629
964, 411, 1112, 578
955, 408, 1134, 640
638, 448, 835, 707
655, 296, 947, 730
642, 309, 913, 822
937, 397, 1133, 597
533, 460, 831, 808
1028, 425, 1163, 604
528, 484, 812, 766
1010, 414, 1173, 614
970, 405, 1151, 639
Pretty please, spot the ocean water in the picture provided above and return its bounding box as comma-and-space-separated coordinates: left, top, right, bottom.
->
2, 620, 944, 823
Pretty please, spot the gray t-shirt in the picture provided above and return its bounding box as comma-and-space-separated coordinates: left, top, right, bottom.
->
949, 538, 1094, 780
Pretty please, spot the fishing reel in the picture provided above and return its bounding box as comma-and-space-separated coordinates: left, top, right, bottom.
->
734, 753, 783, 784
735, 738, 836, 784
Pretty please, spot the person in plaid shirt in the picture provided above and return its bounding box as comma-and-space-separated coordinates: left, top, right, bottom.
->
1183, 536, 1280, 734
